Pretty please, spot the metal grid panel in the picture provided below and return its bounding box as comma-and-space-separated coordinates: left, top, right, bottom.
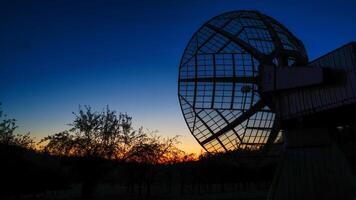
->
178, 10, 307, 153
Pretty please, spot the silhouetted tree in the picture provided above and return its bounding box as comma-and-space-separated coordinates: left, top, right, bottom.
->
127, 134, 184, 164
38, 106, 133, 199
39, 131, 75, 156
39, 105, 188, 164
39, 105, 136, 159
37, 105, 194, 199
125, 134, 188, 197
0, 104, 66, 199
0, 104, 34, 149
38, 105, 186, 199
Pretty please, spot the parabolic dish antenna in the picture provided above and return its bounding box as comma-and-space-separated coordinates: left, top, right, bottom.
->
178, 10, 307, 152
179, 9, 356, 200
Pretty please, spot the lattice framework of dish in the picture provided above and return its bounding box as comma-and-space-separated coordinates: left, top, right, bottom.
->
178, 10, 308, 152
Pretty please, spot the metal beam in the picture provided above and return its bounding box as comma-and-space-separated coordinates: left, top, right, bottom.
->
264, 113, 280, 145
215, 109, 243, 142
245, 127, 273, 130
255, 11, 286, 66
180, 76, 256, 83
205, 23, 272, 64
211, 54, 217, 108
261, 13, 308, 65
230, 55, 237, 109
200, 100, 265, 145
178, 95, 209, 152
180, 14, 243, 67
192, 55, 198, 107
194, 112, 228, 151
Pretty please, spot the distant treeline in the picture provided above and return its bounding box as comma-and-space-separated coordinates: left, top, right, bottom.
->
0, 143, 279, 200
0, 105, 278, 199
1, 105, 356, 200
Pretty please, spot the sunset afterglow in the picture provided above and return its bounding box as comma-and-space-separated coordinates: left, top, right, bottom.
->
1, 0, 355, 154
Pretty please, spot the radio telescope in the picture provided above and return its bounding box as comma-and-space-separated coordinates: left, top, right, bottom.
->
178, 10, 307, 152
178, 10, 356, 200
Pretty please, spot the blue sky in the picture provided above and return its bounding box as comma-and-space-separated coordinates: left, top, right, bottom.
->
1, 0, 355, 153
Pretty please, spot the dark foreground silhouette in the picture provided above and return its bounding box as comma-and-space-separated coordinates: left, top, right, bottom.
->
0, 143, 280, 200
0, 105, 278, 200
1, 127, 356, 200
1, 105, 356, 200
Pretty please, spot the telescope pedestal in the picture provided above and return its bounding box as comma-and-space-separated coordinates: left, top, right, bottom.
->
268, 128, 356, 200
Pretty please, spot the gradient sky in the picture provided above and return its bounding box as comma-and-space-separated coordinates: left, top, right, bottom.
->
1, 0, 355, 153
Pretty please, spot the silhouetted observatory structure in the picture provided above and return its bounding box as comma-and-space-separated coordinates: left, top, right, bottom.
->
178, 10, 356, 200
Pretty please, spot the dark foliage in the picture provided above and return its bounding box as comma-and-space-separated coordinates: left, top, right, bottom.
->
0, 105, 281, 200
0, 144, 70, 198
0, 104, 34, 149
